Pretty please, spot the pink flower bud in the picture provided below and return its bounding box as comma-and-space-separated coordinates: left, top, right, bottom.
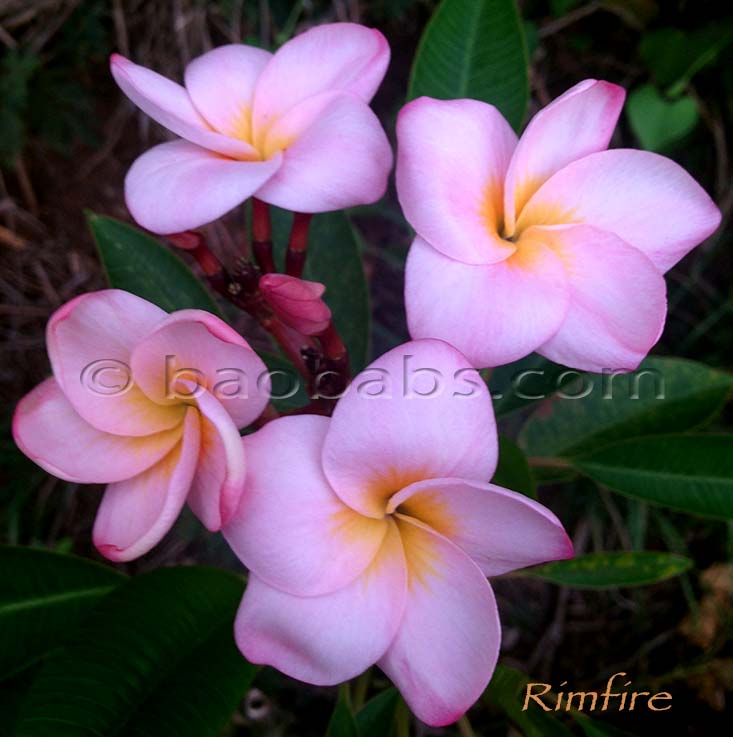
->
259, 274, 331, 335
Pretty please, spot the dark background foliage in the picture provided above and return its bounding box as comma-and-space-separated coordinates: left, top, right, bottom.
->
1, 1, 732, 736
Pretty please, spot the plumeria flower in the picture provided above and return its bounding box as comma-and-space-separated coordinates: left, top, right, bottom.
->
224, 340, 572, 726
12, 290, 269, 561
259, 273, 331, 335
111, 23, 392, 234
397, 81, 721, 372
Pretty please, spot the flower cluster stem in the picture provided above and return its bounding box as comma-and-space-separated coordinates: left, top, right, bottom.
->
170, 228, 351, 416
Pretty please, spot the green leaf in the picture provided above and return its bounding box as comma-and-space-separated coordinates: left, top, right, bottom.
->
640, 23, 733, 96
574, 434, 733, 519
490, 354, 576, 418
14, 566, 256, 737
88, 212, 224, 317
408, 0, 529, 130
627, 84, 698, 152
492, 436, 536, 499
356, 688, 399, 737
528, 552, 692, 588
258, 350, 309, 412
0, 546, 124, 680
0, 667, 37, 737
0, 49, 38, 166
326, 688, 360, 737
271, 208, 370, 371
519, 357, 733, 459
485, 665, 574, 737
574, 714, 640, 737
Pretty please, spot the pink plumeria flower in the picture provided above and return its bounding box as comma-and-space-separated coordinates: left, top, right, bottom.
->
111, 23, 392, 235
12, 290, 270, 561
223, 340, 572, 726
397, 81, 721, 372
259, 273, 331, 335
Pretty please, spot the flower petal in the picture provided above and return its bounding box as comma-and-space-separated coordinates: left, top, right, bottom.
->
130, 309, 270, 429
224, 416, 389, 596
255, 92, 392, 212
110, 54, 255, 159
378, 516, 500, 727
185, 386, 247, 531
252, 23, 389, 136
92, 407, 200, 562
12, 378, 182, 483
184, 45, 271, 139
516, 149, 721, 272
396, 97, 518, 265
234, 519, 406, 685
322, 340, 497, 518
388, 478, 573, 577
125, 140, 281, 234
405, 236, 569, 369
504, 80, 625, 235
528, 224, 667, 372
47, 290, 185, 436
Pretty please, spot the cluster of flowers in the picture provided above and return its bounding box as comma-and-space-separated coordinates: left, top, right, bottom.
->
13, 23, 720, 726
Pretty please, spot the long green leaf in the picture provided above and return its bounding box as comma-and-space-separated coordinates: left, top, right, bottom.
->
88, 212, 224, 317
528, 552, 692, 588
519, 357, 732, 458
490, 354, 575, 418
0, 546, 124, 680
259, 350, 309, 412
271, 208, 370, 370
574, 714, 640, 737
326, 688, 360, 737
356, 688, 399, 737
574, 434, 733, 519
0, 667, 37, 737
13, 566, 256, 737
485, 665, 574, 737
492, 436, 536, 499
408, 0, 529, 130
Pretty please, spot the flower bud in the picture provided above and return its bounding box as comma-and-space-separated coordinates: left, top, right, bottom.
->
259, 274, 331, 335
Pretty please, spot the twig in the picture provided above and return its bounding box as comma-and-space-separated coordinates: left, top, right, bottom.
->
457, 715, 476, 737
0, 24, 17, 48
538, 1, 602, 39
599, 487, 632, 550
112, 0, 129, 56
0, 224, 26, 250
258, 0, 270, 47
14, 157, 39, 216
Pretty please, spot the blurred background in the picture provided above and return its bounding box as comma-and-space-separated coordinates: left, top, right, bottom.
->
1, 1, 731, 735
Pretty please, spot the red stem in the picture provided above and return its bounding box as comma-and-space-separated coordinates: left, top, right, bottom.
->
251, 198, 275, 273
168, 231, 222, 276
262, 317, 313, 379
286, 212, 312, 278
170, 229, 352, 415
318, 323, 347, 363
